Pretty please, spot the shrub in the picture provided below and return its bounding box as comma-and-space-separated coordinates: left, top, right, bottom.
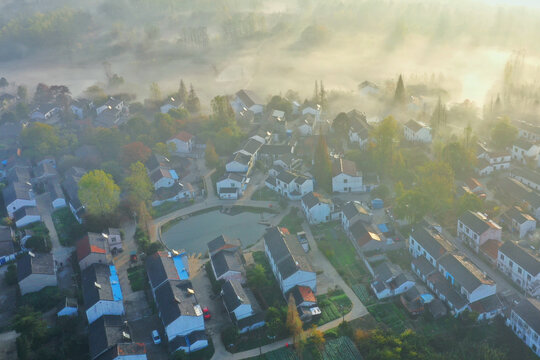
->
4, 263, 17, 285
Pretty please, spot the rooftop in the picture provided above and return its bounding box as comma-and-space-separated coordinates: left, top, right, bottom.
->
17, 252, 55, 281
499, 241, 540, 276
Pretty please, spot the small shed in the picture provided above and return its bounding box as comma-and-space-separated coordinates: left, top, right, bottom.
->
371, 198, 384, 209
57, 297, 78, 317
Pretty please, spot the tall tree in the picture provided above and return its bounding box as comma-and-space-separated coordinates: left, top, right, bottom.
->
431, 96, 447, 135
0, 77, 7, 88
78, 170, 120, 218
332, 112, 350, 137
312, 80, 319, 104
121, 141, 151, 166
320, 80, 327, 109
17, 85, 28, 102
371, 116, 400, 171
205, 142, 219, 167
393, 74, 406, 105
178, 79, 188, 104
124, 162, 153, 206
310, 325, 326, 353
149, 82, 162, 102
186, 84, 201, 114
491, 117, 517, 150
211, 95, 235, 124
286, 294, 304, 358
313, 135, 332, 192
20, 122, 61, 160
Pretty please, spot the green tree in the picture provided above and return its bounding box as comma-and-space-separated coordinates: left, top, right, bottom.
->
4, 263, 17, 285
12, 306, 48, 346
313, 135, 332, 192
491, 117, 518, 150
205, 142, 219, 168
211, 95, 235, 124
286, 294, 305, 358
458, 192, 483, 215
247, 264, 267, 290
394, 74, 406, 105
149, 82, 162, 102
153, 142, 176, 158
20, 122, 61, 160
17, 85, 28, 102
124, 162, 153, 206
186, 84, 201, 114
442, 142, 474, 178
331, 112, 350, 137
0, 77, 8, 88
372, 116, 400, 171
418, 161, 455, 214
431, 97, 447, 135
178, 79, 188, 104
310, 325, 326, 353
267, 95, 293, 118
78, 170, 120, 218
394, 189, 430, 224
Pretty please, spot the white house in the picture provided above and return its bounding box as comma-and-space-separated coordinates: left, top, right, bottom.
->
160, 97, 183, 114
370, 261, 415, 300
509, 298, 540, 357
216, 173, 246, 200
498, 241, 540, 296
301, 192, 332, 224
486, 150, 511, 171
221, 280, 255, 321
88, 316, 148, 360
2, 182, 35, 217
501, 206, 536, 239
14, 207, 41, 228
231, 89, 264, 115
82, 264, 124, 324
358, 81, 380, 96
409, 224, 451, 269
302, 105, 321, 120
150, 167, 177, 190
96, 98, 124, 115
17, 252, 57, 296
154, 279, 205, 341
169, 331, 208, 354
167, 131, 194, 154
263, 227, 316, 296
152, 182, 194, 207
265, 169, 313, 200
70, 99, 91, 120
332, 158, 363, 193
348, 110, 371, 149
47, 180, 66, 209
298, 115, 314, 136
145, 251, 191, 297
512, 138, 540, 165
404, 119, 432, 143
341, 201, 372, 232
62, 167, 87, 224
225, 152, 253, 174
510, 167, 540, 192
210, 250, 245, 283
457, 211, 502, 253
30, 104, 60, 123
515, 120, 540, 142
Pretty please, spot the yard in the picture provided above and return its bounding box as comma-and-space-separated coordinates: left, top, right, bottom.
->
51, 207, 86, 246
252, 186, 280, 201
316, 289, 352, 326
127, 265, 147, 292
252, 251, 286, 309
311, 223, 371, 286
278, 208, 304, 234
366, 301, 411, 334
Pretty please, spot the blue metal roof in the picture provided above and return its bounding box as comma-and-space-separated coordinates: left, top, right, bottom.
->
109, 265, 123, 301
378, 223, 389, 233
169, 170, 179, 180
173, 252, 190, 280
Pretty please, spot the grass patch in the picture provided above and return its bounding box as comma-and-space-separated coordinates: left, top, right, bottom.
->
386, 248, 413, 270
367, 301, 410, 333
316, 289, 352, 326
127, 265, 147, 292
252, 186, 280, 201
252, 251, 286, 309
278, 208, 304, 234
52, 207, 86, 246
351, 284, 376, 306
152, 199, 194, 219
21, 286, 64, 312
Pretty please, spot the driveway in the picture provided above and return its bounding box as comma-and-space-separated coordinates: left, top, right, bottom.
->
129, 315, 168, 360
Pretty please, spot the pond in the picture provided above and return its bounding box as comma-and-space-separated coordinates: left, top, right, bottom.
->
161, 209, 275, 254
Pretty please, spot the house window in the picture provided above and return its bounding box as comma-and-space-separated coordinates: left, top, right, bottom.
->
500, 254, 504, 260
509, 260, 514, 268
528, 274, 532, 281
343, 179, 348, 183
518, 267, 522, 274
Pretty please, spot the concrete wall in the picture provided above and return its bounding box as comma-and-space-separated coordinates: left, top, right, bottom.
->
19, 274, 57, 295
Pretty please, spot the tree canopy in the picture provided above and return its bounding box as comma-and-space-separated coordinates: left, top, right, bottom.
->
78, 170, 120, 218
491, 117, 518, 150
313, 135, 332, 192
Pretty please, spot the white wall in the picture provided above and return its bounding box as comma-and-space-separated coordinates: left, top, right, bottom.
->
19, 273, 57, 295
6, 199, 36, 216
86, 300, 124, 324
232, 303, 253, 321
226, 161, 250, 173
154, 177, 175, 190
281, 271, 316, 294
166, 315, 204, 339
16, 214, 41, 228
332, 173, 363, 193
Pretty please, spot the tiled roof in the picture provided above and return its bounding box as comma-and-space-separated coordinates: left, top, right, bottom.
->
499, 241, 540, 276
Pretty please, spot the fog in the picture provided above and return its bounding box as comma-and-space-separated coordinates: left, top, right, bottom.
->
1, 0, 540, 120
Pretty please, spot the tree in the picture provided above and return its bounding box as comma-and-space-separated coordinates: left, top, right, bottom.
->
247, 264, 267, 290
33, 83, 52, 104
313, 135, 332, 192
78, 170, 120, 218
431, 97, 447, 135
394, 189, 430, 224
458, 192, 483, 215
149, 82, 162, 102
12, 306, 48, 346
491, 117, 518, 150
15, 102, 29, 119
153, 142, 176, 158
178, 80, 188, 104
1, 112, 16, 123
320, 80, 327, 110
331, 112, 350, 137
312, 80, 319, 104
17, 85, 28, 102
124, 162, 153, 206
186, 84, 201, 114
267, 95, 293, 118
394, 74, 406, 105
0, 77, 8, 88
286, 294, 304, 358
205, 142, 219, 168
121, 142, 151, 167
211, 95, 235, 124
372, 116, 400, 171
442, 142, 474, 178
418, 161, 455, 215
4, 263, 17, 285
20, 122, 61, 160
310, 325, 325, 353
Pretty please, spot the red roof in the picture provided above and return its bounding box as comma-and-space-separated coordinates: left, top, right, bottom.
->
298, 285, 316, 303
171, 131, 193, 142
480, 239, 502, 261
76, 235, 106, 261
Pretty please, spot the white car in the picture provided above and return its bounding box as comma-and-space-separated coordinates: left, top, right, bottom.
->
152, 330, 161, 345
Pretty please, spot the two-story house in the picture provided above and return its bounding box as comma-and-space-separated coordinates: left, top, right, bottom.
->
216, 173, 246, 200
340, 201, 372, 232
231, 89, 264, 115
17, 252, 57, 295
82, 263, 124, 324
404, 119, 432, 143
62, 167, 87, 223
501, 206, 536, 239
77, 233, 109, 271
88, 315, 147, 360
145, 251, 190, 297
332, 158, 363, 193
457, 211, 502, 253
498, 241, 540, 296
370, 261, 415, 299
225, 152, 253, 174
510, 167, 540, 192
301, 192, 332, 224
512, 138, 540, 165
167, 131, 194, 154
348, 110, 371, 149
263, 227, 316, 296
510, 298, 540, 356
221, 280, 265, 333
265, 169, 313, 201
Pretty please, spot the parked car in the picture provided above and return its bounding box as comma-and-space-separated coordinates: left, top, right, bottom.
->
152, 330, 161, 344
203, 307, 211, 320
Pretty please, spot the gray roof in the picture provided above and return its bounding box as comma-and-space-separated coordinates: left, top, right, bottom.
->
301, 192, 323, 209
207, 235, 240, 255
145, 251, 183, 290
230, 152, 251, 166
405, 119, 424, 133
154, 279, 200, 326
169, 331, 207, 351
514, 138, 535, 151
342, 201, 370, 222
17, 252, 55, 281
276, 170, 296, 184
240, 138, 264, 156
373, 261, 401, 282
264, 227, 291, 264
222, 280, 250, 312
2, 182, 32, 205
47, 180, 64, 200
410, 225, 450, 260
145, 154, 169, 173
264, 227, 313, 278
503, 206, 534, 225
0, 226, 12, 242
211, 251, 244, 278
513, 298, 540, 334
458, 211, 492, 235
62, 167, 86, 210
512, 167, 540, 186
499, 241, 540, 276
82, 264, 117, 308
260, 145, 292, 156
220, 172, 244, 183
236, 89, 262, 108
88, 315, 143, 360
7, 166, 31, 183
497, 177, 540, 209
411, 256, 436, 277
438, 254, 492, 293
14, 206, 39, 221
428, 272, 468, 310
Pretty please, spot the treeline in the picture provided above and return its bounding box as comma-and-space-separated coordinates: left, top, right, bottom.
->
0, 8, 91, 60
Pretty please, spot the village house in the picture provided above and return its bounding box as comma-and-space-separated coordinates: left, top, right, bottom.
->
225, 152, 253, 174
145, 251, 190, 297
17, 252, 57, 295
332, 158, 363, 193
347, 220, 385, 252
70, 98, 92, 120
2, 182, 35, 217
154, 279, 206, 351
302, 105, 321, 119
152, 182, 195, 207
47, 180, 66, 209
231, 89, 264, 115
82, 263, 124, 324
512, 138, 540, 165
14, 206, 41, 228
348, 110, 371, 149
409, 224, 453, 269
370, 261, 415, 300
403, 119, 432, 143
498, 241, 540, 296
96, 97, 124, 115
235, 137, 265, 159
301, 192, 333, 224
264, 227, 316, 295
510, 167, 540, 192
509, 298, 540, 357
358, 81, 380, 96
169, 330, 208, 354
160, 97, 183, 114
57, 297, 79, 317
62, 167, 87, 223
340, 201, 372, 232
207, 235, 241, 257
476, 148, 511, 174
221, 280, 265, 333
496, 177, 540, 220
297, 114, 314, 136
167, 131, 194, 154
501, 206, 536, 239
258, 144, 293, 163
457, 211, 502, 253
150, 167, 178, 190
216, 173, 246, 200
30, 103, 61, 123
77, 233, 109, 271
0, 226, 16, 266
88, 315, 147, 360
265, 169, 313, 200
32, 161, 58, 183
107, 228, 123, 253
515, 120, 540, 142
210, 248, 245, 283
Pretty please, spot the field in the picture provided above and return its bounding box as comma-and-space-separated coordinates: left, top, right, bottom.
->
366, 302, 410, 333
351, 284, 376, 306
127, 266, 147, 292
257, 336, 362, 360
316, 290, 352, 326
